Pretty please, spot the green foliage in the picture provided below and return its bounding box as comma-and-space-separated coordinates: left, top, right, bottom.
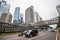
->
58, 16, 60, 19
49, 27, 53, 29
58, 29, 60, 33
0, 32, 21, 36
39, 25, 50, 28
57, 16, 60, 28
57, 23, 60, 28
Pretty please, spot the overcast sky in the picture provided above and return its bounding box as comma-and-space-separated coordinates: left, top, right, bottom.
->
5, 0, 60, 20
5, 0, 60, 28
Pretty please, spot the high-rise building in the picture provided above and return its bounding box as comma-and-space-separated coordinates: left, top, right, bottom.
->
0, 0, 10, 13
25, 6, 34, 23
20, 14, 23, 23
0, 12, 12, 23
40, 17, 42, 21
56, 5, 60, 16
34, 12, 38, 22
8, 13, 12, 23
0, 0, 10, 19
13, 7, 20, 24
34, 12, 42, 22
19, 13, 23, 23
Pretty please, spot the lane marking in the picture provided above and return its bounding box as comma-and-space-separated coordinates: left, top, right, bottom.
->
28, 32, 49, 40
56, 31, 58, 40
5, 31, 48, 40
6, 31, 44, 40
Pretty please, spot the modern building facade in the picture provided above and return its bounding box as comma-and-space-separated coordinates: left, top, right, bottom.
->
0, 0, 10, 19
20, 13, 23, 23
8, 13, 12, 23
13, 7, 20, 24
20, 16, 23, 23
40, 17, 42, 21
34, 12, 38, 22
34, 12, 42, 22
0, 0, 10, 13
0, 13, 12, 23
25, 6, 34, 23
56, 5, 60, 16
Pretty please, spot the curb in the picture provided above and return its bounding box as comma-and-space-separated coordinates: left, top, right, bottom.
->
56, 30, 58, 40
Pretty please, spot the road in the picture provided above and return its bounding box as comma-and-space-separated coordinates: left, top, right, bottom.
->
0, 31, 57, 40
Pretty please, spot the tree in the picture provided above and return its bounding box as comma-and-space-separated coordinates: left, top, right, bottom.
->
39, 25, 50, 30
57, 16, 60, 28
49, 27, 53, 29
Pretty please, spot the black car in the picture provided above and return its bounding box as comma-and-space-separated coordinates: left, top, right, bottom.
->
51, 29, 55, 32
25, 29, 38, 38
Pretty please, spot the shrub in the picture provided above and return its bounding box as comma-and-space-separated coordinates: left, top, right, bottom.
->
58, 29, 60, 33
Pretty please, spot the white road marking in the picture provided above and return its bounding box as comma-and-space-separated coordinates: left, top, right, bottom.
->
28, 32, 49, 40
56, 31, 58, 40
2, 31, 48, 40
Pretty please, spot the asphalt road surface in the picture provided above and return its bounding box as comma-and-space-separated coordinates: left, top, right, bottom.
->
0, 31, 57, 40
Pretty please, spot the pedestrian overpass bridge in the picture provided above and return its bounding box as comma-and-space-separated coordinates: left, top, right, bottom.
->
20, 17, 59, 26
0, 16, 59, 27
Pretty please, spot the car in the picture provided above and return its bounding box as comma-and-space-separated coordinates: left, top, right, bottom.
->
23, 30, 28, 34
49, 29, 55, 32
24, 29, 38, 38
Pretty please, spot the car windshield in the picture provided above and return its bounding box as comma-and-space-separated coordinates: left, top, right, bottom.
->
26, 30, 32, 33
23, 30, 32, 33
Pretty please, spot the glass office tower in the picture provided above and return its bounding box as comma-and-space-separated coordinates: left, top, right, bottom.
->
0, 0, 10, 13
56, 5, 60, 16
0, 0, 10, 19
19, 13, 23, 23
20, 16, 23, 23
13, 7, 20, 24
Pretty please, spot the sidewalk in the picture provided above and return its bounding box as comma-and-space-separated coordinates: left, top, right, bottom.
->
58, 30, 60, 40
58, 33, 60, 40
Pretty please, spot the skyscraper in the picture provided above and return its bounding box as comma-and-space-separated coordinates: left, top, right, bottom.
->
34, 12, 42, 22
40, 17, 42, 21
0, 0, 10, 13
13, 7, 20, 24
19, 13, 23, 23
1, 13, 12, 23
56, 5, 60, 16
34, 12, 38, 22
25, 6, 34, 23
20, 14, 23, 23
0, 0, 10, 19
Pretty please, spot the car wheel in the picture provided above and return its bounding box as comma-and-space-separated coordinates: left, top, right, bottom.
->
29, 35, 32, 37
25, 35, 28, 37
